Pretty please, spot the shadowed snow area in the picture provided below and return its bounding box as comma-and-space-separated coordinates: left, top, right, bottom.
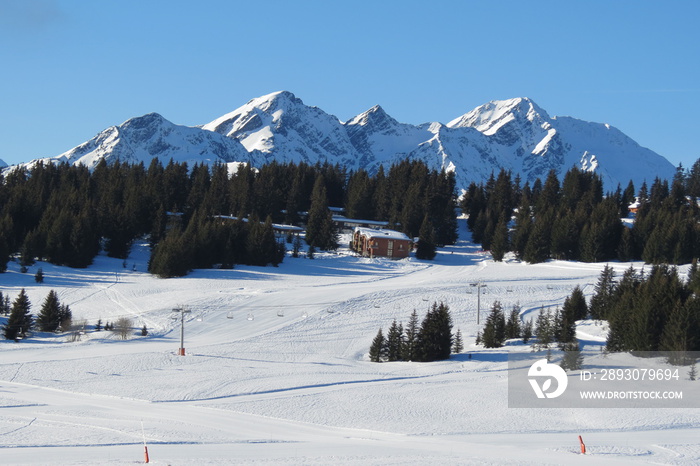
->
0, 222, 698, 465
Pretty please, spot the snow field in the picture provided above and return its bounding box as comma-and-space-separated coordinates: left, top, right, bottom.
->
0, 227, 698, 464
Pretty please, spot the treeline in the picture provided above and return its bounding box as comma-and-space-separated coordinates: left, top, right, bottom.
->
0, 158, 458, 276
581, 263, 700, 355
462, 159, 700, 264
369, 302, 460, 362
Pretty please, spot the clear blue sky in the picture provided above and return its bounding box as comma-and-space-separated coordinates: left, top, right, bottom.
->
1, 0, 698, 168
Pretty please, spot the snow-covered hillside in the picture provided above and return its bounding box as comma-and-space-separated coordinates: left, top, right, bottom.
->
8, 92, 676, 190
1, 225, 698, 465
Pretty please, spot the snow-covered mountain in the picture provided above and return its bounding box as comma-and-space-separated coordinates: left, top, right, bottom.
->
201, 92, 673, 189
0, 158, 7, 169
27, 112, 254, 170
201, 91, 359, 168
12, 92, 676, 190
442, 97, 673, 188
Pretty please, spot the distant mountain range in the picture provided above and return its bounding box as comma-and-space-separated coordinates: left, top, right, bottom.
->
12, 91, 676, 190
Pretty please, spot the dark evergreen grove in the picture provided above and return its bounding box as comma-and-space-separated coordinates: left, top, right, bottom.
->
369, 302, 454, 362
0, 158, 458, 277
461, 161, 700, 265
586, 263, 700, 355
2, 288, 72, 340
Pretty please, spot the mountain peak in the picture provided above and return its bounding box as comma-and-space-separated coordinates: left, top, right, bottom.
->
345, 104, 396, 128
245, 90, 302, 113
120, 112, 168, 131
447, 97, 550, 134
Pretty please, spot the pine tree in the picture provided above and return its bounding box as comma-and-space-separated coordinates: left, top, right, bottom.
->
534, 307, 554, 349
36, 290, 62, 332
369, 328, 387, 362
3, 289, 33, 340
141, 325, 148, 336
402, 310, 420, 361
522, 319, 533, 343
555, 305, 576, 345
417, 302, 453, 361
292, 235, 302, 258
386, 320, 404, 361
58, 303, 72, 331
505, 305, 522, 339
511, 198, 532, 259
481, 301, 506, 348
560, 341, 584, 371
589, 265, 616, 320
452, 328, 464, 353
305, 175, 338, 251
34, 267, 44, 283
523, 211, 551, 264
490, 216, 509, 262
1, 294, 10, 316
415, 214, 437, 260
566, 285, 588, 321
689, 259, 700, 295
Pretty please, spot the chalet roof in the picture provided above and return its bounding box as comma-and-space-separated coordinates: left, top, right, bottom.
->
333, 215, 389, 227
354, 227, 411, 241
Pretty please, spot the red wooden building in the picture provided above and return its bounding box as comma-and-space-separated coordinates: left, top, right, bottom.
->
352, 227, 412, 259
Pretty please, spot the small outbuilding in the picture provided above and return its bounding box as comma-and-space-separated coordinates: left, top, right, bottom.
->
352, 227, 412, 259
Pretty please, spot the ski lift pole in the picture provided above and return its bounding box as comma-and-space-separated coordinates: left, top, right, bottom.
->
470, 281, 487, 325
172, 306, 191, 356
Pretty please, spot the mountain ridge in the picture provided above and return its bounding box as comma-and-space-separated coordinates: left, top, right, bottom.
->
7, 92, 676, 190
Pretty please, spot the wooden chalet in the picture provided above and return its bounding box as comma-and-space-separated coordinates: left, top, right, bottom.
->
352, 227, 412, 259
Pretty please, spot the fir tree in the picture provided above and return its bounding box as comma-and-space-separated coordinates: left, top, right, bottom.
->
369, 328, 387, 362
555, 305, 576, 345
560, 341, 584, 371
523, 211, 552, 264
386, 320, 404, 361
34, 267, 44, 283
688, 259, 700, 295
481, 301, 506, 348
534, 307, 554, 349
292, 235, 302, 258
36, 290, 62, 332
417, 302, 453, 361
452, 328, 464, 353
305, 175, 338, 251
415, 214, 437, 260
402, 310, 420, 361
589, 265, 616, 320
490, 216, 509, 262
566, 285, 588, 321
505, 305, 522, 339
3, 289, 33, 340
522, 319, 533, 343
